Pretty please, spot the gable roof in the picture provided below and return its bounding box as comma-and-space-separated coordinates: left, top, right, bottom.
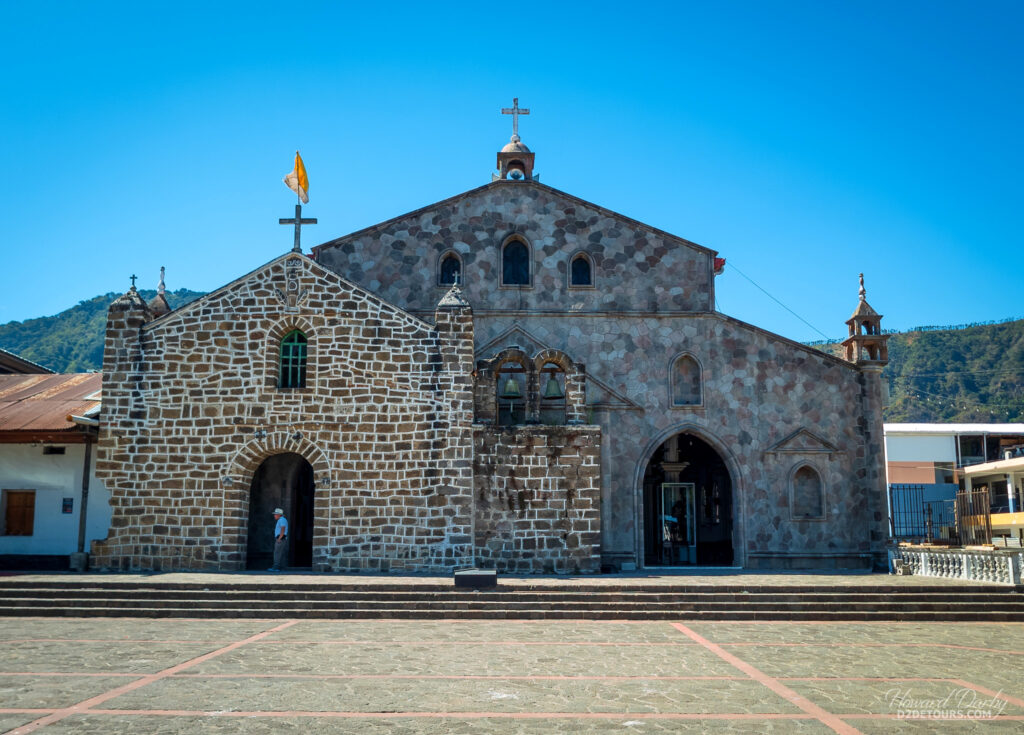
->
0, 373, 101, 439
141, 251, 435, 333
311, 179, 717, 258
0, 347, 52, 375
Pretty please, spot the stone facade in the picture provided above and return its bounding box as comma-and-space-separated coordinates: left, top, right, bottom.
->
95, 165, 889, 573
93, 256, 478, 572
473, 426, 601, 573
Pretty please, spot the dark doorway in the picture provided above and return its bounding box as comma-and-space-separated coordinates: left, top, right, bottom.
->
246, 453, 315, 570
642, 433, 734, 566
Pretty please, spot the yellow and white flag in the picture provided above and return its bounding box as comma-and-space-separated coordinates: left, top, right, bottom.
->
283, 151, 309, 203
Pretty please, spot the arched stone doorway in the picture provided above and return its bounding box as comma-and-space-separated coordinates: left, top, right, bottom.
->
642, 433, 734, 566
246, 453, 315, 570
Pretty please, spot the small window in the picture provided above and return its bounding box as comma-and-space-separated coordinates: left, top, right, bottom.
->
439, 252, 462, 286
42, 446, 66, 455
792, 466, 824, 519
279, 330, 308, 389
671, 355, 702, 406
2, 490, 35, 536
502, 239, 530, 286
570, 254, 592, 287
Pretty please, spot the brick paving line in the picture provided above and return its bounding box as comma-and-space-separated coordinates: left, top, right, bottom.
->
1, 620, 298, 735
40, 710, 824, 720
950, 679, 1024, 709
721, 642, 1024, 655
670, 622, 864, 735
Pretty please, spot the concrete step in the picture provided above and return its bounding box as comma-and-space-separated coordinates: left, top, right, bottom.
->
6, 596, 1024, 612
1, 605, 1023, 621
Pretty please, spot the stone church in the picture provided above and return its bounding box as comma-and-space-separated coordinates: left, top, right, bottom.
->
92, 114, 890, 574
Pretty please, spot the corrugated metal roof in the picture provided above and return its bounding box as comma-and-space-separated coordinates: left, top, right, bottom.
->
0, 373, 102, 433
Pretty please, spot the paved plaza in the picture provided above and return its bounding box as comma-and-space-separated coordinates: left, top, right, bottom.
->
0, 612, 1021, 734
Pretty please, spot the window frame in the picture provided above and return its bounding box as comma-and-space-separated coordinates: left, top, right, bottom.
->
500, 235, 533, 288
568, 251, 595, 290
437, 249, 463, 287
1, 489, 35, 536
278, 330, 308, 389
669, 352, 704, 408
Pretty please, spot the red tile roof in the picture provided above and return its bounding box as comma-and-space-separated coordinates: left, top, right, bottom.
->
0, 374, 102, 436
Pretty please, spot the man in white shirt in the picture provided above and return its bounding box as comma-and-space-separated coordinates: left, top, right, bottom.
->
269, 507, 288, 571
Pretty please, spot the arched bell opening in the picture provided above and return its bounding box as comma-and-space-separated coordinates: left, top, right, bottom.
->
641, 433, 734, 566
246, 452, 315, 570
538, 361, 566, 425
496, 360, 528, 426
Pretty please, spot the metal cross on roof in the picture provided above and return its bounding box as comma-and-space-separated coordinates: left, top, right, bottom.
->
279, 203, 317, 254
501, 97, 530, 137
129, 274, 138, 288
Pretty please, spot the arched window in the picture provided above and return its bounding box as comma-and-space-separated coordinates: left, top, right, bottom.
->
570, 253, 593, 287
671, 354, 702, 406
502, 238, 530, 286
279, 330, 307, 388
439, 252, 462, 286
792, 465, 824, 519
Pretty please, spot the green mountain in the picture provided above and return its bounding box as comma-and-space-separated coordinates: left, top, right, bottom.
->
0, 290, 205, 372
3, 292, 1022, 423
811, 319, 1024, 423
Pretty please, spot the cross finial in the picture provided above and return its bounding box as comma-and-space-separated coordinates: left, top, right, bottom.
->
858, 273, 866, 302
129, 274, 138, 289
279, 203, 317, 253
158, 266, 166, 296
501, 97, 530, 138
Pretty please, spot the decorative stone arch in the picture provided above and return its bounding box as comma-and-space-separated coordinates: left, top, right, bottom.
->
437, 248, 463, 287
633, 422, 747, 568
567, 250, 595, 289
221, 432, 332, 570
532, 348, 586, 424
669, 352, 703, 407
265, 316, 318, 392
500, 233, 533, 287
789, 461, 826, 521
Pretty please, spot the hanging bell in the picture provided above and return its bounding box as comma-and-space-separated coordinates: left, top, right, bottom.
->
499, 376, 522, 400
542, 374, 564, 400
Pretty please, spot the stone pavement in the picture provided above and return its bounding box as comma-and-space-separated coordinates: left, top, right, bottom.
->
0, 616, 1021, 734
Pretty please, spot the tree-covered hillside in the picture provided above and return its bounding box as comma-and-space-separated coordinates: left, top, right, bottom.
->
0, 290, 205, 372
812, 319, 1024, 423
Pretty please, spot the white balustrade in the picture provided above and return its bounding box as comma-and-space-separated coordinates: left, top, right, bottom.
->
894, 547, 1022, 585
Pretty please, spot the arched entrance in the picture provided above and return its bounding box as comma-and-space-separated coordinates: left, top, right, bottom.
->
642, 433, 734, 566
246, 453, 315, 570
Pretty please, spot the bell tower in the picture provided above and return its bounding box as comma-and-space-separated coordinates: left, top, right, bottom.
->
841, 273, 889, 369
494, 97, 536, 181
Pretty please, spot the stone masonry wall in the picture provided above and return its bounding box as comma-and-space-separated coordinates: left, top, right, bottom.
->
92, 254, 475, 572
473, 425, 602, 573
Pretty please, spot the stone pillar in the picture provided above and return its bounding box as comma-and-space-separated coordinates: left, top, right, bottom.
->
434, 285, 476, 568
565, 363, 587, 424
92, 287, 154, 570
860, 367, 890, 571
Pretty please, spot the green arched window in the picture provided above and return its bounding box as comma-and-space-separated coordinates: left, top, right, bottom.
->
279, 330, 308, 388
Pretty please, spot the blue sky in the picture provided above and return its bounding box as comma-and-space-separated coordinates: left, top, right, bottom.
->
1, 1, 1021, 341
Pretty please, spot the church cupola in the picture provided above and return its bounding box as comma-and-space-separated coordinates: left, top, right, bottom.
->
841, 273, 889, 369
494, 97, 536, 181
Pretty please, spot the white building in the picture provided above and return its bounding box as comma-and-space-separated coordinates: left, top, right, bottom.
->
0, 374, 110, 569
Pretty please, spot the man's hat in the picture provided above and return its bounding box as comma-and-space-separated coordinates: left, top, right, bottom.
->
273, 508, 284, 515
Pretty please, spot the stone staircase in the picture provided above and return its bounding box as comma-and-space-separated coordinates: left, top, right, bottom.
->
0, 579, 1022, 620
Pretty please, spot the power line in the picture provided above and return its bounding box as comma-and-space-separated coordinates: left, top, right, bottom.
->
727, 262, 830, 340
